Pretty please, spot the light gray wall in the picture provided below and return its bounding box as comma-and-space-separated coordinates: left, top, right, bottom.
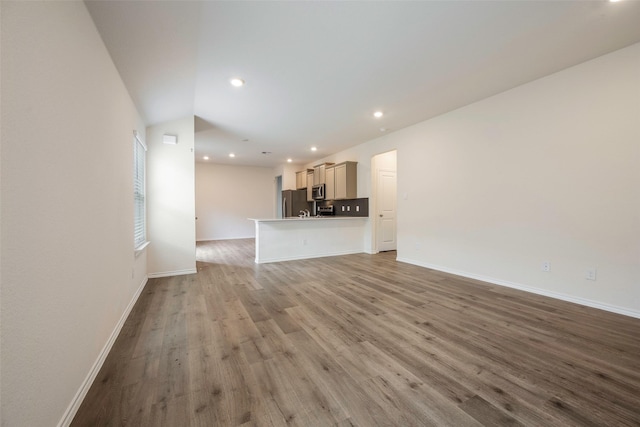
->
1, 2, 147, 425
312, 42, 640, 317
396, 42, 640, 316
196, 163, 275, 240
146, 118, 196, 277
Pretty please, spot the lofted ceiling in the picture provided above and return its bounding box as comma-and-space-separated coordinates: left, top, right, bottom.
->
85, 0, 640, 168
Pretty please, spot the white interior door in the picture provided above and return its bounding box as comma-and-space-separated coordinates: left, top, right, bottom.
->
376, 169, 397, 252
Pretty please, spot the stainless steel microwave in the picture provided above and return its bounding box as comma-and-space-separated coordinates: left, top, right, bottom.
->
312, 184, 325, 200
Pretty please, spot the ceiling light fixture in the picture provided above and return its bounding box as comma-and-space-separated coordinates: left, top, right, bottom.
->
230, 78, 245, 87
311, 146, 317, 152
380, 127, 387, 132
373, 111, 384, 118
203, 156, 209, 160
229, 153, 235, 158
287, 158, 292, 163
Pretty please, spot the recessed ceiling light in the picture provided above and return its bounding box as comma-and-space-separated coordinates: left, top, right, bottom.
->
230, 78, 245, 87
287, 158, 292, 163
373, 111, 384, 118
203, 156, 209, 160
229, 153, 235, 158
380, 128, 387, 132
609, 0, 621, 2
311, 146, 317, 152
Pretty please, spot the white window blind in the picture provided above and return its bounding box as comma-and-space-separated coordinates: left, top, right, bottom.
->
133, 131, 147, 249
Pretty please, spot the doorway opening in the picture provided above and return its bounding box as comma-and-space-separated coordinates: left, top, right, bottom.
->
372, 150, 397, 253
275, 175, 283, 218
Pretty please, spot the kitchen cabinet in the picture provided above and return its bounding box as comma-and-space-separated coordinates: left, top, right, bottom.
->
313, 162, 333, 185
306, 171, 314, 202
333, 161, 357, 200
296, 169, 311, 189
325, 165, 335, 200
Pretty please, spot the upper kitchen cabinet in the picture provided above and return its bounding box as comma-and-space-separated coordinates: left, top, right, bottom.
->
296, 169, 312, 189
325, 165, 335, 200
330, 161, 357, 200
313, 162, 334, 186
306, 170, 314, 202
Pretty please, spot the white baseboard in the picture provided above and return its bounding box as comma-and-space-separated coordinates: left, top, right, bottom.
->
396, 257, 640, 320
57, 275, 149, 427
147, 268, 197, 278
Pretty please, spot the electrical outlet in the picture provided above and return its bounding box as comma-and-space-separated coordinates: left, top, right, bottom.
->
542, 261, 550, 272
356, 206, 360, 212
586, 268, 597, 281
347, 206, 351, 211
341, 206, 345, 212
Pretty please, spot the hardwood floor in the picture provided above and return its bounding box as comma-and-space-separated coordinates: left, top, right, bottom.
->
72, 239, 640, 426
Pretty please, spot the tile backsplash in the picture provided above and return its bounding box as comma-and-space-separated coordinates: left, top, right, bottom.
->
318, 198, 368, 217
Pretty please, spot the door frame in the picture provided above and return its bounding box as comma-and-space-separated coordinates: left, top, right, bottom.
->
275, 175, 283, 219
371, 150, 397, 254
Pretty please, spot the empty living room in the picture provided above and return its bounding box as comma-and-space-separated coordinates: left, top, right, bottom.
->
1, 1, 639, 426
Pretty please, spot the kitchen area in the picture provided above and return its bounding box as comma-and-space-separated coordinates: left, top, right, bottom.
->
250, 161, 370, 263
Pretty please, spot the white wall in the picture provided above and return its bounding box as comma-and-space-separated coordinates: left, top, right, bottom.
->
196, 163, 275, 240
397, 42, 640, 316
1, 2, 147, 426
309, 42, 640, 317
146, 118, 196, 277
372, 150, 397, 172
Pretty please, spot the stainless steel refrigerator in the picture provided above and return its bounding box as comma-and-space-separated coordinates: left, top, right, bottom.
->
282, 189, 311, 218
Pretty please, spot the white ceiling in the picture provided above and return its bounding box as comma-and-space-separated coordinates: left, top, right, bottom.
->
85, 0, 640, 168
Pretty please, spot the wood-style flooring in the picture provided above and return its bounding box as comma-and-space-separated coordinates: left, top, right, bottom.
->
72, 239, 640, 426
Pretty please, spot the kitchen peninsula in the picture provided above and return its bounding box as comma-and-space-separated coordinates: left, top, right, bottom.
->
250, 216, 368, 264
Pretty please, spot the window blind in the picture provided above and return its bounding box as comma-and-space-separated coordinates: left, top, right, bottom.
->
133, 131, 147, 249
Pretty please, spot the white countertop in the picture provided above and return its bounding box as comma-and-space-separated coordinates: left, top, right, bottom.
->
249, 216, 368, 222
